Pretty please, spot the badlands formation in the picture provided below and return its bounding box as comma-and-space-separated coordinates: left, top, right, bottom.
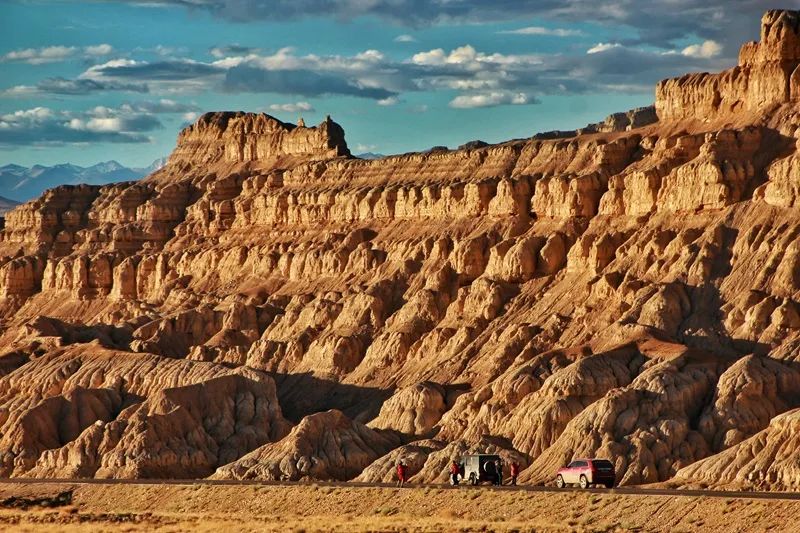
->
0, 9, 799, 491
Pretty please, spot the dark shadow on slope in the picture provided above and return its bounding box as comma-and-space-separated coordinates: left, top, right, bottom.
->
267, 371, 393, 424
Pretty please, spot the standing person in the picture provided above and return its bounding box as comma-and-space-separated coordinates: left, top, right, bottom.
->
396, 461, 408, 487
510, 461, 520, 486
494, 459, 503, 486
449, 459, 461, 486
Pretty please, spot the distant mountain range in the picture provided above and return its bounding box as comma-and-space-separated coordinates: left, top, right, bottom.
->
0, 158, 167, 203
0, 196, 19, 216
355, 152, 386, 160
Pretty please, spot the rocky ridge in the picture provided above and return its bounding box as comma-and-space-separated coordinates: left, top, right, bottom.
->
0, 10, 798, 489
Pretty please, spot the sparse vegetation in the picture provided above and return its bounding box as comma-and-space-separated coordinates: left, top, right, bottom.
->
0, 481, 797, 532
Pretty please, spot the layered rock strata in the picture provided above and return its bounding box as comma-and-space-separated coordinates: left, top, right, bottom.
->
656, 10, 800, 120
0, 10, 798, 490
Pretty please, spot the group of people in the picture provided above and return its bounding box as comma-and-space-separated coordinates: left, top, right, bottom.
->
394, 458, 521, 487
448, 458, 521, 486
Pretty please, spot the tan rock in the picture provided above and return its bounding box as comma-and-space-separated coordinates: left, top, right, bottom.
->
368, 382, 448, 436
212, 410, 398, 481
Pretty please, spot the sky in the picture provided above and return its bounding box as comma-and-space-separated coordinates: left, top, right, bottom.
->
0, 0, 790, 168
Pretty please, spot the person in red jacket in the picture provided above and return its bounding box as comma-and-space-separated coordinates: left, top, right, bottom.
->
396, 461, 408, 487
449, 459, 461, 485
510, 461, 521, 486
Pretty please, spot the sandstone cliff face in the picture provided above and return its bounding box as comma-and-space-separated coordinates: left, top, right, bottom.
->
167, 112, 350, 169
0, 346, 290, 478
0, 10, 799, 489
656, 10, 800, 121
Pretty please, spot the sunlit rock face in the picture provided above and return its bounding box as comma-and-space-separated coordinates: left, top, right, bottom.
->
656, 10, 800, 121
0, 10, 800, 491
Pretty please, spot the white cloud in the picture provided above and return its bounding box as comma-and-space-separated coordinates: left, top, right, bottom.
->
411, 45, 541, 70
85, 44, 114, 56
1, 44, 114, 64
377, 96, 400, 106
449, 91, 531, 108
268, 101, 315, 113
681, 40, 722, 58
355, 50, 385, 62
79, 58, 141, 78
499, 26, 583, 37
2, 107, 55, 121
587, 42, 623, 54
0, 85, 37, 97
394, 34, 417, 43
0, 104, 160, 146
412, 45, 480, 66
182, 112, 199, 121
2, 46, 76, 64
411, 48, 447, 65
86, 117, 125, 132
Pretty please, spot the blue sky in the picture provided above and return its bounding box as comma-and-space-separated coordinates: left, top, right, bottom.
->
0, 0, 784, 167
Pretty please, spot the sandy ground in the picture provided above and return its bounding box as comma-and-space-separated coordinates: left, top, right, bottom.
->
0, 482, 798, 532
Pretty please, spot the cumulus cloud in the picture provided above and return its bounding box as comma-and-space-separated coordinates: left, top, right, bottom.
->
681, 40, 723, 58
411, 45, 542, 69
377, 96, 400, 106
2, 46, 76, 64
268, 101, 315, 113
449, 91, 532, 109
85, 44, 114, 56
498, 26, 583, 37
0, 105, 161, 147
394, 34, 417, 43
1, 44, 114, 64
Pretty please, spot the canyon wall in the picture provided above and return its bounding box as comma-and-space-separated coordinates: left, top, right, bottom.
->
0, 10, 798, 490
656, 10, 800, 121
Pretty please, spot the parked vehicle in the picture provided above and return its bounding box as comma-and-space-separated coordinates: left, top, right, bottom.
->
555, 459, 615, 489
461, 454, 501, 485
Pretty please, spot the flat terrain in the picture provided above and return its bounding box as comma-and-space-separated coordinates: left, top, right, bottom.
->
0, 481, 798, 532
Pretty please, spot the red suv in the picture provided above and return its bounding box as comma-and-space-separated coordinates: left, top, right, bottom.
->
555, 459, 615, 489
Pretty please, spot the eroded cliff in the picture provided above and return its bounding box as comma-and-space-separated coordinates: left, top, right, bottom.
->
0, 10, 799, 490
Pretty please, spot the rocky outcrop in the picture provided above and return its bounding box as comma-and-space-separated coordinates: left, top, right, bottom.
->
166, 112, 350, 169
675, 408, 800, 490
211, 410, 398, 481
656, 10, 800, 120
534, 106, 658, 139
368, 381, 449, 437
0, 347, 289, 478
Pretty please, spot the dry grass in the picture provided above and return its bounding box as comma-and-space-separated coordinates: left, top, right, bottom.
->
0, 482, 797, 532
